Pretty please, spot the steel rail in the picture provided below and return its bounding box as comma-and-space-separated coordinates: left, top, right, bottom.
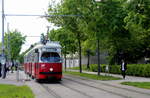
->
41, 84, 62, 98
63, 77, 128, 98
60, 82, 93, 98
64, 74, 150, 97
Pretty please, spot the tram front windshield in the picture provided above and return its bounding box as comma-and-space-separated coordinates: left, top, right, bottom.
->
41, 52, 61, 63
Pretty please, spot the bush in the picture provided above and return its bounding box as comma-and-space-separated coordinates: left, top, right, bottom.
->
108, 64, 150, 77
143, 65, 150, 77
89, 64, 150, 77
69, 63, 150, 77
90, 64, 98, 72
109, 65, 121, 74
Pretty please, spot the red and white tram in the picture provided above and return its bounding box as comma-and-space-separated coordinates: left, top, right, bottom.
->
24, 41, 62, 81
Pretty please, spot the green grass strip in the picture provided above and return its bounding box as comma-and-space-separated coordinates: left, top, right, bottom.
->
121, 82, 150, 89
0, 84, 34, 98
64, 71, 121, 81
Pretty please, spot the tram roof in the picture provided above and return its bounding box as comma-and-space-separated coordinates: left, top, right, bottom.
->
34, 41, 61, 49
24, 41, 61, 56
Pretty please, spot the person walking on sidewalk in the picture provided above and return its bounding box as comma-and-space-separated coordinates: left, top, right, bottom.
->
10, 60, 14, 73
121, 59, 127, 79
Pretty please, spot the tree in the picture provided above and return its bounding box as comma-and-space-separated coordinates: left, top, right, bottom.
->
47, 0, 150, 66
49, 28, 77, 71
48, 0, 86, 73
124, 0, 150, 62
4, 30, 26, 61
80, 0, 128, 71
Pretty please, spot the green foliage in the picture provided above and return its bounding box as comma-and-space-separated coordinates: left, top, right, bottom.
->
82, 38, 96, 56
48, 0, 88, 72
69, 64, 106, 73
70, 64, 150, 77
90, 64, 98, 72
0, 84, 34, 98
47, 0, 150, 64
49, 28, 77, 54
4, 30, 26, 61
68, 65, 87, 70
124, 0, 150, 61
110, 64, 150, 77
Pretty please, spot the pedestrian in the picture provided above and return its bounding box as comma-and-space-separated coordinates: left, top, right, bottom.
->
6, 61, 11, 74
11, 60, 14, 73
15, 60, 19, 71
121, 59, 127, 79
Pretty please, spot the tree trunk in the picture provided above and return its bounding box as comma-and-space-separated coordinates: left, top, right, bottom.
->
71, 53, 73, 67
97, 39, 100, 75
73, 48, 75, 67
64, 46, 67, 72
87, 50, 90, 69
78, 38, 82, 73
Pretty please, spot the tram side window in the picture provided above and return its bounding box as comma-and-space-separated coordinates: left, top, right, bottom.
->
41, 52, 61, 63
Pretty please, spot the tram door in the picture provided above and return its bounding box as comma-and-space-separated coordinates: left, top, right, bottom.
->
35, 49, 39, 78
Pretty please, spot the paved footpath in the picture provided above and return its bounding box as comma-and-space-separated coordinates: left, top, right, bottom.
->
0, 71, 52, 98
69, 69, 150, 82
0, 71, 25, 86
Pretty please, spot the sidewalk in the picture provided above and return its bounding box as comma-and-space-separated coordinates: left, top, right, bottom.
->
0, 71, 25, 86
0, 71, 51, 98
68, 69, 150, 82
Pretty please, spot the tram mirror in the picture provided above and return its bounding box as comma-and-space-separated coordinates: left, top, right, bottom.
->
35, 49, 39, 53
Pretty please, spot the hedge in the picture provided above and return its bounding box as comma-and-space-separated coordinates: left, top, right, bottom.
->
69, 64, 150, 77
95, 64, 150, 77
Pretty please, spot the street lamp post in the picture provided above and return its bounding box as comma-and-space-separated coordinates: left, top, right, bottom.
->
1, 0, 6, 79
95, 0, 101, 75
2, 0, 4, 52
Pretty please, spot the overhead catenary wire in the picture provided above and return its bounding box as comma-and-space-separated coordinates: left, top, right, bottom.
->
26, 36, 41, 37
4, 14, 81, 17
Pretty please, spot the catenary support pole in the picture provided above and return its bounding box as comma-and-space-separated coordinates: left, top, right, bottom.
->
1, 0, 6, 79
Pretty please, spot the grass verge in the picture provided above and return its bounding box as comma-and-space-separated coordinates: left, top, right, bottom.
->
121, 82, 150, 89
64, 71, 121, 81
0, 84, 34, 98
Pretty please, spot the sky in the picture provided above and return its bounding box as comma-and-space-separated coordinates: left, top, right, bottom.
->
0, 0, 60, 53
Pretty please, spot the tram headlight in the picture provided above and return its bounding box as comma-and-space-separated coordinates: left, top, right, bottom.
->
50, 68, 53, 72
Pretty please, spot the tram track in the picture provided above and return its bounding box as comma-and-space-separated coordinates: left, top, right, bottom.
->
80, 77, 150, 96
39, 74, 150, 98
100, 82, 150, 96
63, 77, 128, 98
41, 84, 62, 98
64, 74, 150, 98
60, 82, 93, 98
41, 82, 93, 98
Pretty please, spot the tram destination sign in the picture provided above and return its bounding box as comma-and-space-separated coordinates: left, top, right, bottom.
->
42, 48, 61, 52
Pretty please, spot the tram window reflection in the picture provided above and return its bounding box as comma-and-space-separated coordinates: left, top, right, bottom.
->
41, 52, 61, 63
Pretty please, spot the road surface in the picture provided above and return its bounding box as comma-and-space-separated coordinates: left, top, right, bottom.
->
31, 74, 150, 98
